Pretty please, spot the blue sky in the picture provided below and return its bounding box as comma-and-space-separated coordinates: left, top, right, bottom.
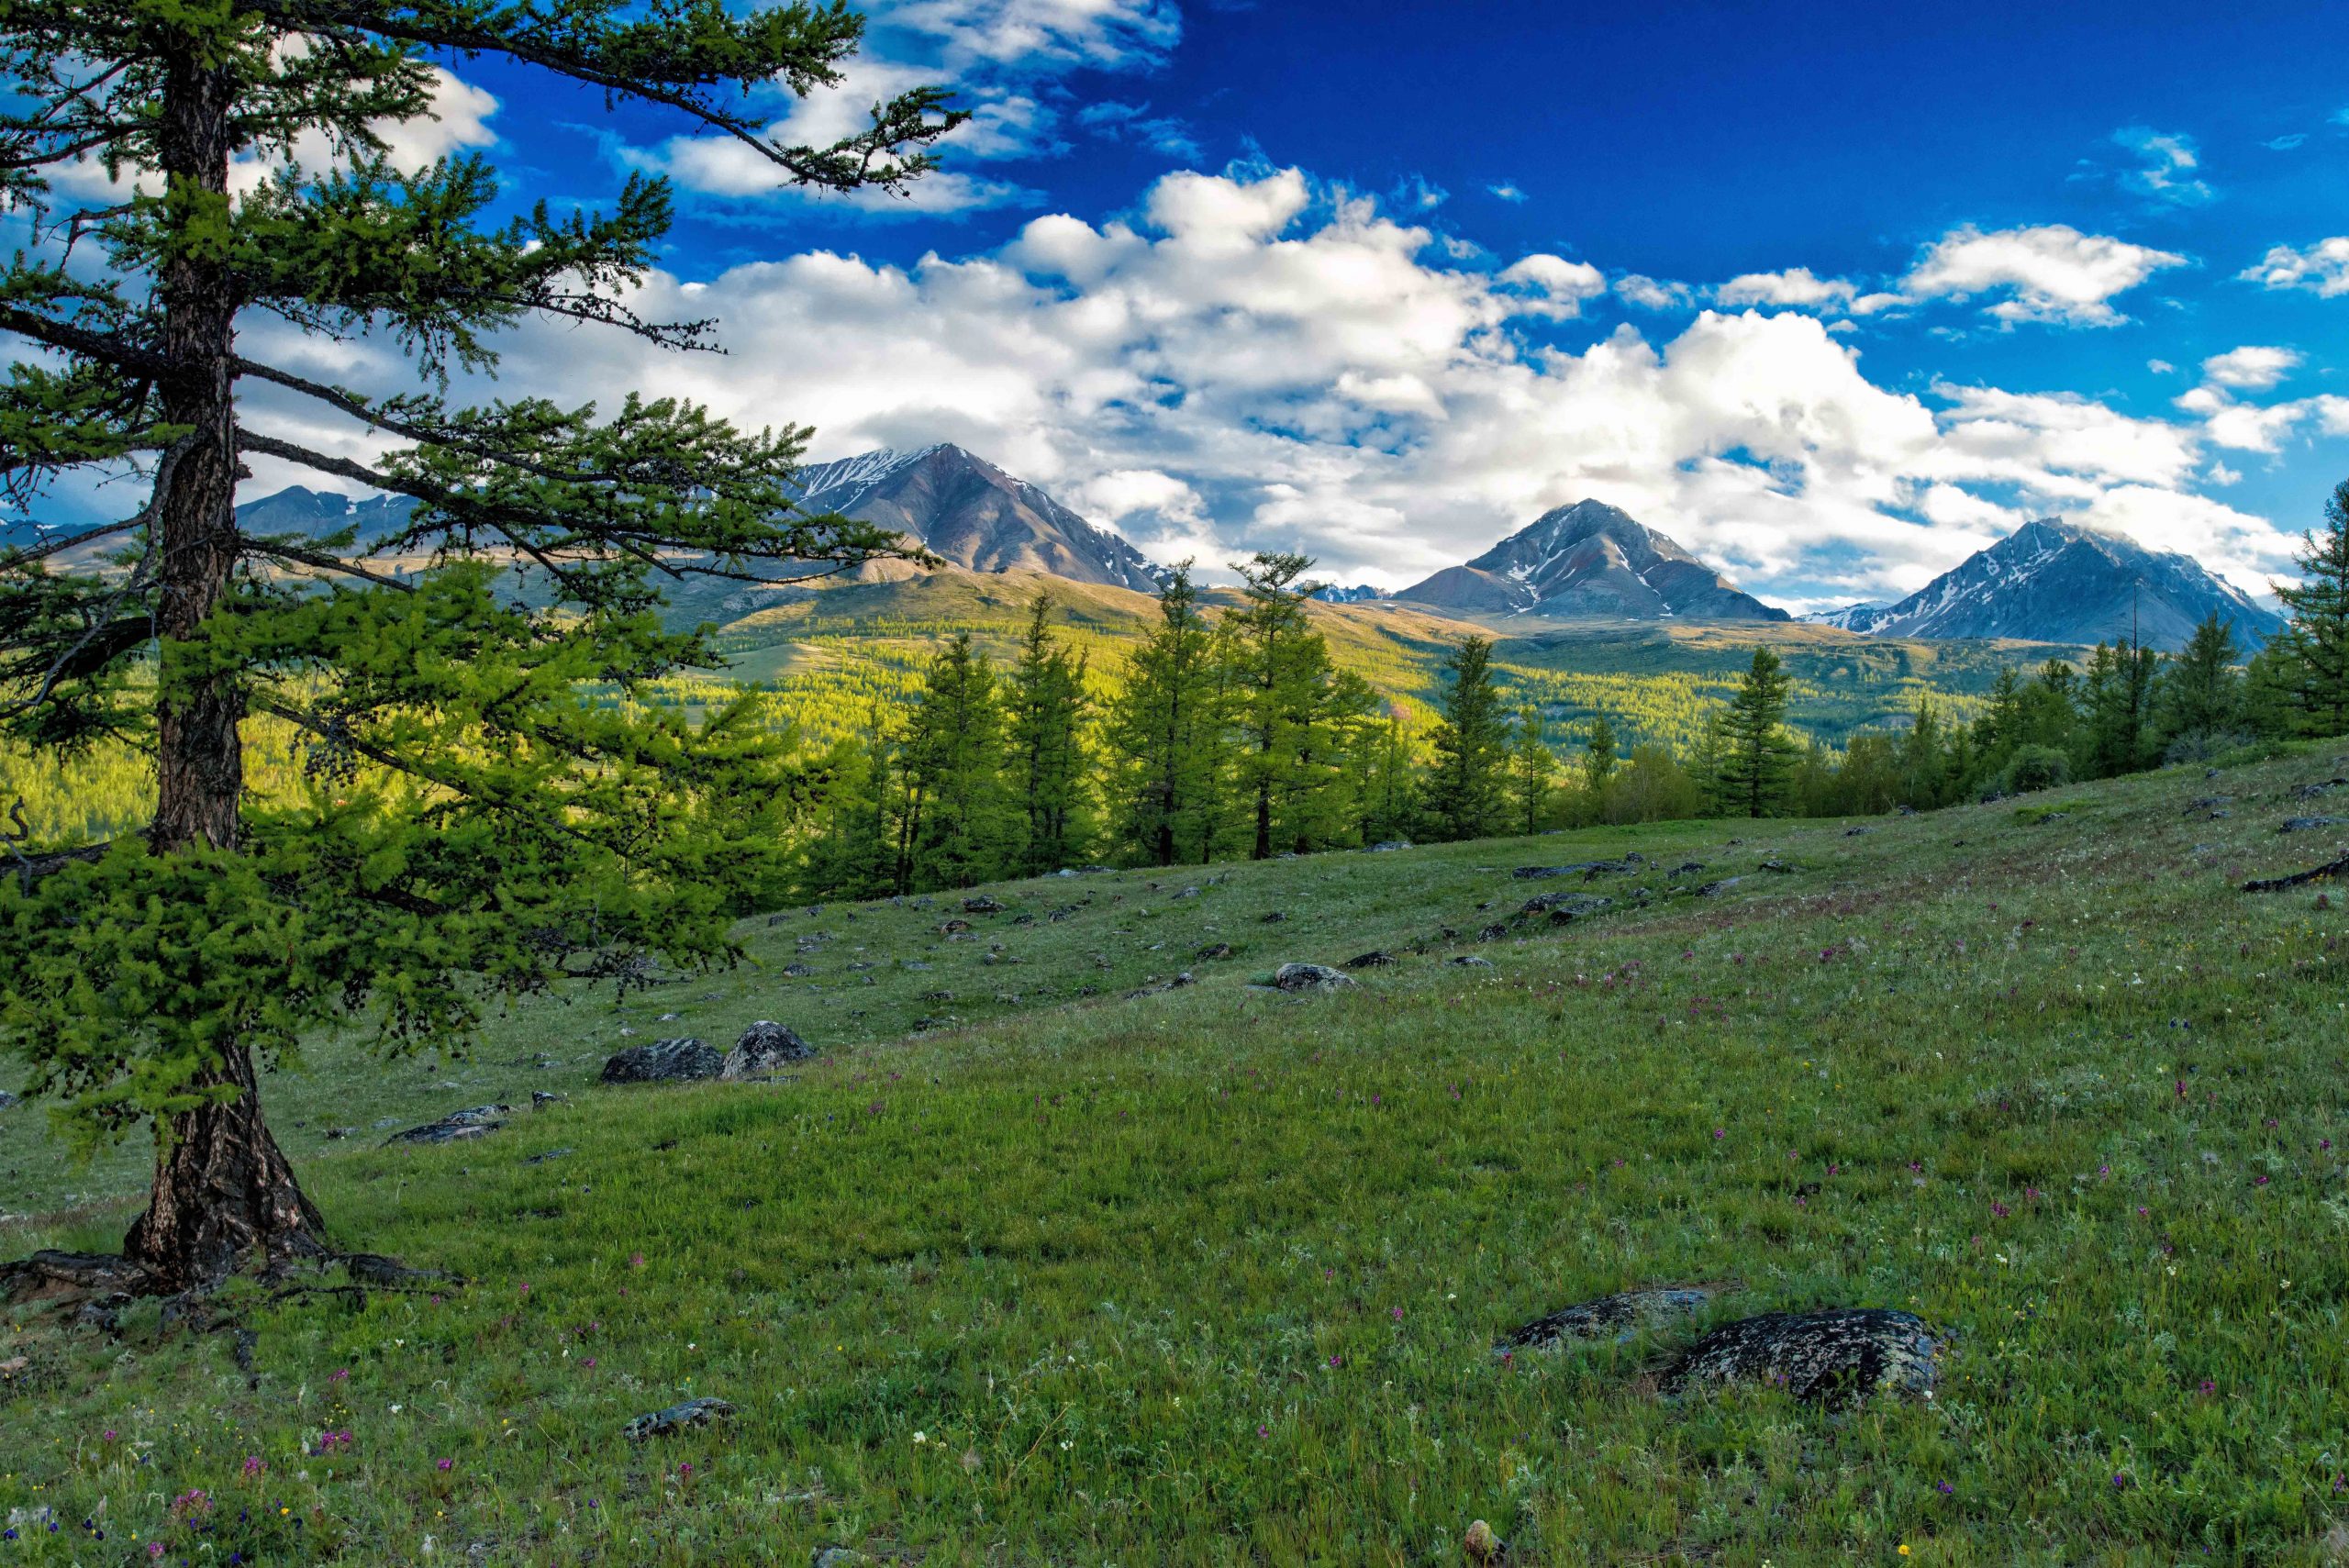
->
34, 0, 2349, 608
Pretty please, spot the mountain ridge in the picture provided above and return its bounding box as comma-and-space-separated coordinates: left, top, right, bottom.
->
1810, 517, 2285, 651
1395, 499, 1789, 623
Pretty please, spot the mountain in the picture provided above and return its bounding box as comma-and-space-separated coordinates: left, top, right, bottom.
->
1395, 499, 1788, 622
234, 486, 419, 545
793, 444, 1168, 593
1310, 583, 1388, 604
1808, 517, 2286, 651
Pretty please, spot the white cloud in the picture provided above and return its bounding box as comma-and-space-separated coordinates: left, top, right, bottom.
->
1487, 183, 1526, 204
1901, 223, 2188, 326
2112, 126, 2213, 206
259, 165, 2307, 602
2240, 237, 2349, 296
1614, 273, 1694, 310
2200, 345, 2300, 390
1714, 267, 1858, 309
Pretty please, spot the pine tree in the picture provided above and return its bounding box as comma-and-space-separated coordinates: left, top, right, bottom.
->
1105, 565, 1227, 866
1719, 649, 1798, 817
1582, 714, 1618, 797
1422, 636, 1509, 840
1506, 706, 1555, 836
800, 736, 896, 900
2081, 639, 2160, 778
1004, 596, 1092, 875
1226, 551, 1340, 860
0, 0, 955, 1290
2274, 480, 2349, 737
1899, 695, 1948, 808
2154, 612, 2243, 752
896, 635, 1014, 892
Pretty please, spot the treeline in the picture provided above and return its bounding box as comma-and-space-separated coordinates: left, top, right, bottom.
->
795, 496, 2349, 897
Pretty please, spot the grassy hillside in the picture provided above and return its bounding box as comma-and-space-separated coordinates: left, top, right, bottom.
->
706, 565, 2074, 755
6, 746, 2348, 1563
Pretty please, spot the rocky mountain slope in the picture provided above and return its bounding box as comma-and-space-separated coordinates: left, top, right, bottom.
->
792, 444, 1167, 593
1396, 499, 1787, 622
1812, 517, 2285, 651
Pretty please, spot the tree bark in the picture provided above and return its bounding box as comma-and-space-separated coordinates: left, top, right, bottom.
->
119, 39, 328, 1291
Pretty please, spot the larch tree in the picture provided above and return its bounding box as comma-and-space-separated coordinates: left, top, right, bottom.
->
2274, 480, 2349, 737
1003, 595, 1091, 875
1505, 704, 1553, 836
1718, 648, 1797, 817
1421, 634, 1508, 840
1105, 564, 1225, 867
0, 0, 956, 1292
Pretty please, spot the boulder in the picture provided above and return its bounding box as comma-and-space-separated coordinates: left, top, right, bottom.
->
2280, 817, 2342, 834
1496, 1284, 1730, 1354
1518, 892, 1612, 922
1512, 859, 1631, 881
384, 1104, 512, 1145
600, 1037, 722, 1084
621, 1396, 735, 1440
962, 894, 1007, 914
1272, 962, 1354, 993
723, 1021, 815, 1080
1340, 951, 1395, 970
1658, 1307, 1944, 1406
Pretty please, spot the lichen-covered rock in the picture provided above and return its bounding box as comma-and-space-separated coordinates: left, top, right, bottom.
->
1512, 857, 1636, 881
1496, 1285, 1729, 1353
600, 1037, 721, 1084
1658, 1307, 1944, 1405
2280, 817, 2342, 833
1341, 950, 1395, 970
1273, 962, 1354, 993
962, 894, 1007, 914
723, 1020, 815, 1080
1450, 954, 1494, 968
1518, 891, 1612, 922
621, 1396, 735, 1440
384, 1104, 512, 1145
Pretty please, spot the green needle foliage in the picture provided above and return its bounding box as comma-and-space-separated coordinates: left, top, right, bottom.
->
0, 0, 957, 1289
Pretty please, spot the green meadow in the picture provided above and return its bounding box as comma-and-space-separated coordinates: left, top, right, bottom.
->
4, 744, 2347, 1565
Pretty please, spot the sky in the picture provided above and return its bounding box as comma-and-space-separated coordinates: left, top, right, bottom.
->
31, 0, 2349, 611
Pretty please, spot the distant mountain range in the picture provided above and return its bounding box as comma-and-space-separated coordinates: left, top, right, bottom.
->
216, 450, 2290, 655
792, 444, 1168, 593
1809, 517, 2285, 651
1395, 499, 1789, 622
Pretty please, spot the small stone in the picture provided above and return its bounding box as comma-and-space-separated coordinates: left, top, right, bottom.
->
1367, 840, 1413, 852
1272, 962, 1354, 993
1260, 910, 1287, 924
524, 1148, 573, 1164
1497, 1284, 1731, 1353
811, 1550, 867, 1568
2280, 817, 2342, 834
529, 1090, 567, 1107
1341, 951, 1395, 970
1197, 941, 1234, 960
1518, 892, 1612, 922
1464, 1518, 1501, 1562
1450, 954, 1494, 968
621, 1396, 735, 1440
600, 1038, 721, 1084
384, 1105, 512, 1146
962, 894, 1007, 914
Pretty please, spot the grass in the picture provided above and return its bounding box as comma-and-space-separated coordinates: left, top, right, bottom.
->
5, 746, 2349, 1564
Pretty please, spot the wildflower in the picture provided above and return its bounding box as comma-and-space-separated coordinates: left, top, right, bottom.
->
1257, 1425, 1268, 1438
1712, 1128, 1725, 1140
1391, 1307, 1404, 1320
582, 1358, 596, 1369
1937, 1481, 1954, 1496
436, 1458, 454, 1473
913, 1431, 927, 1445
1898, 1549, 1909, 1558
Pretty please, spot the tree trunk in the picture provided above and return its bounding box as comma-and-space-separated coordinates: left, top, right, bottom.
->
119, 41, 328, 1290
123, 1046, 327, 1291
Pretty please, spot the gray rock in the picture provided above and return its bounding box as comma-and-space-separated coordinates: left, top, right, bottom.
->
2280, 817, 2342, 834
600, 1038, 721, 1084
2295, 777, 2347, 800
1273, 962, 1355, 993
1366, 840, 1413, 852
1693, 877, 1744, 897
1658, 1307, 1945, 1406
1340, 951, 1395, 970
1497, 1285, 1730, 1353
962, 894, 1007, 914
1518, 891, 1613, 922
385, 1104, 513, 1145
1476, 922, 1509, 941
0, 1090, 16, 1110
1259, 910, 1286, 924
1197, 941, 1234, 960
1450, 954, 1494, 968
524, 1148, 573, 1164
1511, 859, 1631, 880
811, 1550, 868, 1568
529, 1091, 567, 1107
621, 1396, 735, 1440
723, 1021, 815, 1081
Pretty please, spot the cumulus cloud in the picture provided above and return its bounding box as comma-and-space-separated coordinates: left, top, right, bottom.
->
1715, 267, 1858, 309
253, 165, 2306, 601
1900, 224, 2188, 326
622, 0, 1179, 213
1614, 273, 1694, 310
2240, 237, 2349, 296
2200, 345, 2300, 390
